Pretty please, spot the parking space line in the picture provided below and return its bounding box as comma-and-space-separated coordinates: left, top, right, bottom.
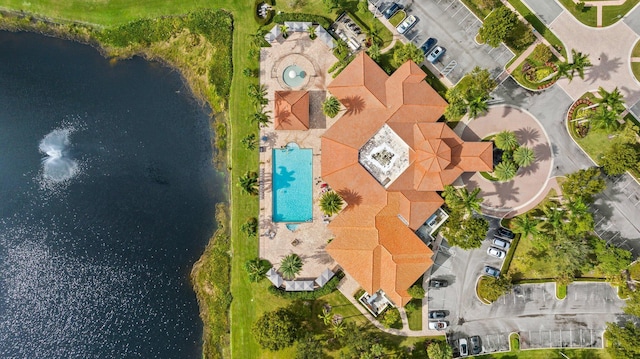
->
458, 12, 470, 25
444, 1, 455, 11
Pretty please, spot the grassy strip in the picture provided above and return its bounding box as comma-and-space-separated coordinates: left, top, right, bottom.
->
556, 0, 598, 27
478, 348, 610, 359
420, 65, 449, 97
405, 299, 422, 331
630, 261, 640, 280
190, 204, 232, 358
507, 0, 567, 58
388, 10, 406, 27
510, 332, 520, 351
632, 62, 640, 83
460, 0, 491, 19
501, 235, 520, 273
476, 277, 493, 304
602, 0, 640, 26
632, 39, 640, 57
556, 283, 567, 299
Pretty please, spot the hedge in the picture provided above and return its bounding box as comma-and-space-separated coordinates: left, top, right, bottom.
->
267, 271, 344, 299
272, 12, 333, 29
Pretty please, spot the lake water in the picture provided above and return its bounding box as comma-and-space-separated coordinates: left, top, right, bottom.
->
0, 31, 225, 357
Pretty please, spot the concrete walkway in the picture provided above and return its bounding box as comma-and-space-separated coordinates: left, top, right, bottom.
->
574, 0, 628, 27
336, 273, 442, 336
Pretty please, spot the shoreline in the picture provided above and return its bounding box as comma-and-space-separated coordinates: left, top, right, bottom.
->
0, 10, 232, 358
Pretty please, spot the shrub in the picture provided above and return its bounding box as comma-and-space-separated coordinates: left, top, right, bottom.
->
272, 12, 333, 29
253, 0, 275, 26
267, 272, 344, 299
530, 44, 553, 63
241, 217, 258, 237
535, 67, 553, 81
380, 308, 401, 328
407, 285, 425, 299
252, 308, 300, 350
477, 275, 512, 303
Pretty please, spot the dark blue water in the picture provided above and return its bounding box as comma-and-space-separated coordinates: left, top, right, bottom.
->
0, 31, 225, 358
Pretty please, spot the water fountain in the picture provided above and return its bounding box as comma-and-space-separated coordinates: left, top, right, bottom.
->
39, 128, 79, 183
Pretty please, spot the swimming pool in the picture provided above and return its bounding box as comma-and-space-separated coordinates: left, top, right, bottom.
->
272, 143, 313, 222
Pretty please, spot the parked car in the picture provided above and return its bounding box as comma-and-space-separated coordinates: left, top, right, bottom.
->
497, 227, 515, 239
427, 46, 446, 63
470, 335, 482, 355
484, 266, 500, 278
383, 3, 401, 19
487, 246, 506, 259
420, 38, 437, 55
428, 310, 447, 319
428, 321, 448, 330
428, 279, 448, 288
397, 15, 418, 34
492, 237, 511, 250
459, 338, 469, 357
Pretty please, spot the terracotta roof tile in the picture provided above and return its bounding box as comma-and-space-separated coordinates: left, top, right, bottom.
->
322, 53, 491, 306
457, 142, 494, 172
274, 91, 309, 130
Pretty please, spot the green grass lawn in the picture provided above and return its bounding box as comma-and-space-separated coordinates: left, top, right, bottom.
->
556, 283, 567, 299
477, 348, 610, 359
557, 0, 598, 27
389, 10, 406, 27
508, 0, 567, 59
632, 40, 640, 57
602, 0, 640, 26
632, 62, 640, 82
405, 299, 422, 331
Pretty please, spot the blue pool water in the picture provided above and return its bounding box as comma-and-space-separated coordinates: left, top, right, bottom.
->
272, 144, 313, 222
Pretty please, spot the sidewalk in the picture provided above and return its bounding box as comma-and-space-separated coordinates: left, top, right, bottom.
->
574, 0, 627, 27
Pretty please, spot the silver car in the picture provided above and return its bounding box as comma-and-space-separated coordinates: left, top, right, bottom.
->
397, 15, 418, 34
487, 246, 506, 259
427, 46, 446, 63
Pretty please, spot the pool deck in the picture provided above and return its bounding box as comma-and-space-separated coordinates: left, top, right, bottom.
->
258, 31, 339, 279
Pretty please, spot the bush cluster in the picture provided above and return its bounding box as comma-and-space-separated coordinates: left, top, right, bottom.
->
272, 12, 333, 29
267, 272, 343, 299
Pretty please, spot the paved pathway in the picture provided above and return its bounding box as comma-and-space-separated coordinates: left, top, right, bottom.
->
549, 8, 640, 105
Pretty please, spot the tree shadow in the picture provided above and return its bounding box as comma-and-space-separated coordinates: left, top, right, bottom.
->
260, 216, 277, 233
341, 95, 366, 116
337, 187, 363, 208
585, 52, 622, 84
275, 108, 292, 128
533, 142, 552, 162
516, 160, 540, 177
273, 165, 296, 189
515, 127, 540, 146
492, 77, 535, 116
492, 181, 520, 207
308, 90, 327, 129
262, 131, 279, 149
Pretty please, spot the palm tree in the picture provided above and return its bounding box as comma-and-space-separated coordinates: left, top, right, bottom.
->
541, 201, 565, 233
249, 108, 272, 127
279, 253, 302, 280
494, 160, 517, 181
589, 106, 620, 131
248, 84, 268, 107
318, 307, 332, 326
244, 258, 269, 282
367, 43, 381, 61
322, 96, 341, 118
554, 61, 574, 82
249, 29, 267, 48
459, 187, 483, 215
598, 87, 625, 114
307, 25, 317, 39
242, 133, 258, 150
442, 185, 462, 208
513, 146, 536, 167
466, 92, 489, 119
494, 130, 519, 151
330, 321, 345, 339
511, 213, 540, 238
238, 171, 259, 195
320, 191, 344, 216
279, 24, 289, 38
570, 49, 591, 80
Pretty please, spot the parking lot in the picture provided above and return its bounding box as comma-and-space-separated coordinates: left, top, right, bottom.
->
374, 0, 513, 84
426, 217, 626, 356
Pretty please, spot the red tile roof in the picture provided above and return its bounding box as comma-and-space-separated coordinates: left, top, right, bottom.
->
323, 53, 492, 306
274, 91, 309, 130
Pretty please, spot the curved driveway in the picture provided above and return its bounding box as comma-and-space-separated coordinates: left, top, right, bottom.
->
460, 106, 552, 217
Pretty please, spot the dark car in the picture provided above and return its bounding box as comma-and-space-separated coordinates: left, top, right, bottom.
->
470, 335, 482, 354
497, 227, 515, 239
428, 310, 446, 319
428, 279, 448, 288
383, 3, 401, 19
484, 266, 500, 278
420, 38, 437, 55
